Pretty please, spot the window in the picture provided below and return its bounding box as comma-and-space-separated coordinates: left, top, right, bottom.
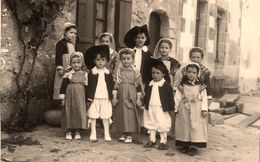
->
76, 0, 108, 53
95, 0, 108, 38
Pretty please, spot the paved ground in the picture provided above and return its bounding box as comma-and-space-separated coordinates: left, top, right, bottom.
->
1, 123, 259, 162
1, 95, 260, 162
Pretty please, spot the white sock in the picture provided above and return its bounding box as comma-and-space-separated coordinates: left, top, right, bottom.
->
160, 132, 167, 144
103, 119, 111, 141
150, 129, 156, 143
90, 119, 97, 140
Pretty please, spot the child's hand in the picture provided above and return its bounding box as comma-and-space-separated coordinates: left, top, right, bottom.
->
136, 98, 142, 108
112, 98, 118, 106
174, 109, 178, 115
139, 106, 145, 111
61, 99, 65, 107
58, 69, 64, 76
83, 80, 88, 86
201, 110, 208, 118
86, 101, 92, 109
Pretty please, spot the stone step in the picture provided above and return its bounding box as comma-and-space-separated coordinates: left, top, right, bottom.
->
236, 114, 260, 128
219, 94, 240, 107
251, 119, 260, 128
224, 114, 249, 126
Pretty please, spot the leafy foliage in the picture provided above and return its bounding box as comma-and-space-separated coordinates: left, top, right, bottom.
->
3, 0, 67, 132
1, 135, 41, 152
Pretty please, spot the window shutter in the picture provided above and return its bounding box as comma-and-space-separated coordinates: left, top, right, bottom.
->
115, 0, 132, 49
76, 0, 95, 53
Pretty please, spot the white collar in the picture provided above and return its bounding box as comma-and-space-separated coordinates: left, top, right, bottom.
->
188, 79, 198, 85
92, 66, 110, 75
149, 78, 165, 87
109, 48, 115, 55
133, 46, 148, 52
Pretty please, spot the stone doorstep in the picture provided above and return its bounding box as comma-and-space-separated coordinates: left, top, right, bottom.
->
220, 102, 244, 115
223, 106, 237, 115
208, 101, 226, 114
219, 94, 240, 107
209, 108, 225, 114
235, 102, 244, 113
208, 112, 224, 125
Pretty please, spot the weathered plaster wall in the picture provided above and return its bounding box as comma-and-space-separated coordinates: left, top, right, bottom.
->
178, 0, 197, 63
0, 0, 77, 123
239, 0, 260, 93
221, 0, 241, 81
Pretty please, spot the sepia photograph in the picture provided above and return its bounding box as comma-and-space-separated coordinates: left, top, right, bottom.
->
1, 0, 260, 161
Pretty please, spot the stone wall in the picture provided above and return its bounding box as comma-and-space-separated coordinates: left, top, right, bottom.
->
178, 0, 197, 62
0, 0, 77, 123
131, 0, 180, 58
179, 0, 242, 96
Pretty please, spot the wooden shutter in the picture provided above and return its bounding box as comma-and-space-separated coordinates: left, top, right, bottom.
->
95, 0, 108, 38
115, 0, 132, 49
76, 0, 95, 53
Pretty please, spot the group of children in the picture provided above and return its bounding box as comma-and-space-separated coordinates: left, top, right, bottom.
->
53, 22, 212, 156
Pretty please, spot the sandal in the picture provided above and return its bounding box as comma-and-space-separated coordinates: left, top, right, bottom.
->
118, 135, 127, 142
144, 141, 156, 148
74, 131, 81, 140
65, 132, 73, 140
124, 136, 132, 143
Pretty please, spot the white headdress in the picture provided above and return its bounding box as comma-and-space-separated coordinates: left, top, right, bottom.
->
153, 38, 174, 59
95, 32, 116, 51
182, 62, 201, 77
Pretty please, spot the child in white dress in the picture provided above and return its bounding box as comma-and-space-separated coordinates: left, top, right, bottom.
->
175, 62, 208, 156
143, 59, 174, 150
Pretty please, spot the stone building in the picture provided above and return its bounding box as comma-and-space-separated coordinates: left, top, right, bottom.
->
75, 0, 242, 96
0, 0, 243, 122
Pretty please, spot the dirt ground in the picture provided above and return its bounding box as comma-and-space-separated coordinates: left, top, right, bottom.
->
1, 123, 259, 162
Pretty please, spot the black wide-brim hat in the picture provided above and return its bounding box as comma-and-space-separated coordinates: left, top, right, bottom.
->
124, 24, 150, 48
84, 45, 110, 70
150, 58, 170, 82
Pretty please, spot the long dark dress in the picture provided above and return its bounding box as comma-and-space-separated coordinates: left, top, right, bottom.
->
114, 67, 143, 133
53, 38, 75, 100
60, 71, 87, 129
